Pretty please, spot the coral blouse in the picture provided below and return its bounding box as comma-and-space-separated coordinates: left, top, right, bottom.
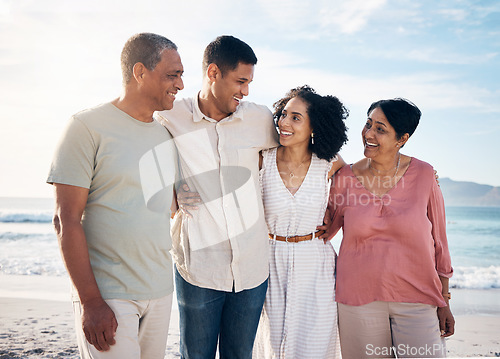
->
328, 158, 453, 307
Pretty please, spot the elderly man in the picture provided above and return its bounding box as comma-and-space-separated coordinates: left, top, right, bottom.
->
47, 33, 183, 359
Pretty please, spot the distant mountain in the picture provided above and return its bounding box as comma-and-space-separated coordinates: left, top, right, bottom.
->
439, 178, 500, 207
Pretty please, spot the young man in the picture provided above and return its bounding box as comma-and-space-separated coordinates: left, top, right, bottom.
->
47, 33, 184, 359
155, 35, 278, 358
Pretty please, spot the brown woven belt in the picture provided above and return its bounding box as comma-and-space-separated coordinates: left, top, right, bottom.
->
269, 230, 325, 243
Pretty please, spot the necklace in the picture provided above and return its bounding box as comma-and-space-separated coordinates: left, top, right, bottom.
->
369, 153, 401, 180
284, 155, 311, 179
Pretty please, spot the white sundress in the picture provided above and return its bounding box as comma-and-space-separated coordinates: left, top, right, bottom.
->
253, 147, 340, 359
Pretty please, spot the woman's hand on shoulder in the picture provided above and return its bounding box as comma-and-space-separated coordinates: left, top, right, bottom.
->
434, 169, 440, 186
317, 207, 333, 243
328, 154, 346, 178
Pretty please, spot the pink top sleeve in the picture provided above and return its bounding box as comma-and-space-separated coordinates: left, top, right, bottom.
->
328, 158, 453, 307
428, 176, 454, 279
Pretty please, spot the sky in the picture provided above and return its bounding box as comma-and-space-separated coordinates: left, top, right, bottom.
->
0, 0, 499, 198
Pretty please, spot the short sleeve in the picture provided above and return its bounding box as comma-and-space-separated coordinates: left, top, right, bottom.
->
46, 117, 96, 189
257, 106, 279, 151
326, 156, 339, 178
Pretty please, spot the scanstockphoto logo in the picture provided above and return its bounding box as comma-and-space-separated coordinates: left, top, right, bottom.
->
138, 129, 263, 251
366, 343, 446, 358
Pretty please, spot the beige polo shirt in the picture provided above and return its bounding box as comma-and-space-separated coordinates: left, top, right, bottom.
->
155, 95, 279, 292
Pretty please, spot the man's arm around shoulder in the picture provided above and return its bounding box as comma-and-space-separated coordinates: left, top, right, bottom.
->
52, 183, 118, 352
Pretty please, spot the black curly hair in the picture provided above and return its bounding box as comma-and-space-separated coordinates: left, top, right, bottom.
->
273, 85, 349, 161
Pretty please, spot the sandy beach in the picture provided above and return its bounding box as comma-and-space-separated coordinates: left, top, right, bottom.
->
0, 275, 499, 358
0, 275, 180, 359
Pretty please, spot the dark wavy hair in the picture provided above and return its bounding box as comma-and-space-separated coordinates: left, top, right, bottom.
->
203, 35, 257, 76
120, 33, 177, 85
367, 98, 421, 142
273, 85, 349, 161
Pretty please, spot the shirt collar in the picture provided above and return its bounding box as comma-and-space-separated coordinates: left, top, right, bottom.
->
192, 92, 244, 123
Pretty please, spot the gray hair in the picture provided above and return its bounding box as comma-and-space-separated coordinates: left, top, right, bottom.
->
121, 33, 177, 84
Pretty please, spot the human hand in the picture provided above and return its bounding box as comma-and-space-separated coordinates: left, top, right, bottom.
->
177, 183, 201, 218
317, 208, 332, 243
434, 169, 440, 186
437, 305, 455, 337
81, 298, 118, 351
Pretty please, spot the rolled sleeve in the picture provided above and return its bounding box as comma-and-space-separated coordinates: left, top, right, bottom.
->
427, 175, 454, 278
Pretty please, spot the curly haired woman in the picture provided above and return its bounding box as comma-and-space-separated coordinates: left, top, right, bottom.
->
253, 86, 348, 359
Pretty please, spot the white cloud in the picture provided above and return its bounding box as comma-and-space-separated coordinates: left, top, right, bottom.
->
1, 0, 500, 196
319, 0, 386, 34
438, 2, 500, 25
255, 0, 386, 39
0, 0, 11, 16
8, 0, 133, 13
250, 53, 500, 115
348, 40, 499, 66
407, 48, 498, 65
437, 8, 467, 22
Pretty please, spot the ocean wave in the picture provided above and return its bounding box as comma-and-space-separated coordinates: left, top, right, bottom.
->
0, 211, 52, 223
0, 234, 65, 276
0, 261, 66, 276
1, 263, 499, 290
451, 266, 500, 289
0, 232, 54, 241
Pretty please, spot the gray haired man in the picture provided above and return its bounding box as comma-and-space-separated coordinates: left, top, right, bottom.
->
47, 33, 183, 358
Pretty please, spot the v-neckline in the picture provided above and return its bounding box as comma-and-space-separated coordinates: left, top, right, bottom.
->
275, 148, 313, 198
350, 157, 413, 198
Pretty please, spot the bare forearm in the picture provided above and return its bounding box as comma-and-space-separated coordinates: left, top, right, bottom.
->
55, 218, 102, 304
439, 276, 450, 303
437, 275, 455, 337
327, 154, 346, 178
52, 184, 116, 351
55, 218, 117, 350
52, 183, 102, 305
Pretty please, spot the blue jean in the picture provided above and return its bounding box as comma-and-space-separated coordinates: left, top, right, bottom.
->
175, 266, 268, 359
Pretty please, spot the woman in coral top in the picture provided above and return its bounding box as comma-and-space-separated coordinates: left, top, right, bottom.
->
322, 98, 455, 358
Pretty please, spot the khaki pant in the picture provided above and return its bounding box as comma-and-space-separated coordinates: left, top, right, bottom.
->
73, 294, 172, 359
338, 301, 446, 358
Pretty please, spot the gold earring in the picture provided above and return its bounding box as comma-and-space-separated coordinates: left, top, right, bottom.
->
311, 133, 314, 145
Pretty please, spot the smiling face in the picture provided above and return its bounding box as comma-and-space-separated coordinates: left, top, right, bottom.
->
362, 107, 403, 159
277, 97, 312, 148
361, 107, 408, 162
143, 49, 184, 111
210, 62, 254, 118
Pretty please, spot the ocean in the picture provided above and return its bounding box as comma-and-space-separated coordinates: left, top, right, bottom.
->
0, 197, 499, 289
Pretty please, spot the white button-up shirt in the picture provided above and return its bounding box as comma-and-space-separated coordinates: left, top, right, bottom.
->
155, 95, 279, 292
